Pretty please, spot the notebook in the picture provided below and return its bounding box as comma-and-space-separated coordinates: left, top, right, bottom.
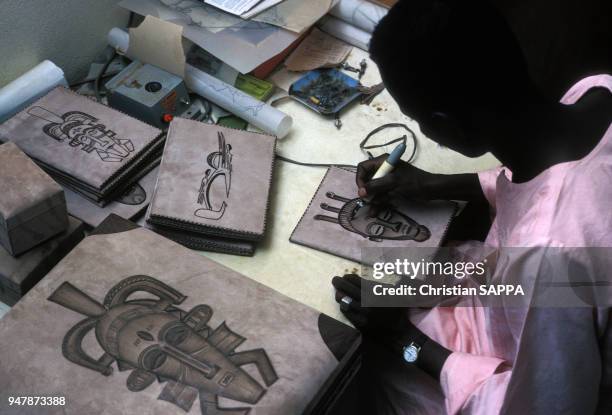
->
0, 87, 164, 205
145, 221, 257, 257
147, 118, 276, 242
64, 165, 160, 227
0, 215, 359, 415
290, 167, 458, 263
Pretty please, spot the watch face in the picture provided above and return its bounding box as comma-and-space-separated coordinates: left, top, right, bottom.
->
403, 345, 419, 363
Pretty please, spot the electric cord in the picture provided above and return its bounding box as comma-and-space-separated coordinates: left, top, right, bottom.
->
360, 123, 418, 163
275, 155, 356, 169
94, 51, 118, 103
276, 123, 418, 169
69, 70, 121, 88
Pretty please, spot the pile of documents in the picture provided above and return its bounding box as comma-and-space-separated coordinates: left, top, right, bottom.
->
119, 0, 303, 75
203, 0, 285, 19
118, 0, 389, 75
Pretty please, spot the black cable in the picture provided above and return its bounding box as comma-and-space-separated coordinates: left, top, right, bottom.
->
94, 51, 118, 103
69, 70, 121, 88
275, 154, 356, 169
359, 123, 418, 163
128, 12, 136, 28
276, 123, 418, 169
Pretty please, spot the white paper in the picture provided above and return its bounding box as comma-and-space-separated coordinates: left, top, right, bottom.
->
252, 0, 334, 33
203, 0, 286, 18
199, 0, 286, 18
240, 0, 285, 18
318, 15, 371, 51
0, 60, 68, 124
205, 0, 262, 15
119, 0, 299, 73
329, 0, 388, 33
160, 0, 242, 33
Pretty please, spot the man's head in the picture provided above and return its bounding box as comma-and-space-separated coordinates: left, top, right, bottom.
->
370, 0, 533, 156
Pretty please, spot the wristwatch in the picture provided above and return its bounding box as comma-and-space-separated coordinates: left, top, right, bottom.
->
402, 333, 428, 363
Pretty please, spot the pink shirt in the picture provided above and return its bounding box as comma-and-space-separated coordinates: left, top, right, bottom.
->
410, 74, 612, 414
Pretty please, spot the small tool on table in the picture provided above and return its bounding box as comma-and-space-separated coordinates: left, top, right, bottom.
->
358, 59, 368, 80
340, 59, 368, 80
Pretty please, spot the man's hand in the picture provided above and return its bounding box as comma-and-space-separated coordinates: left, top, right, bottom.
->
356, 154, 487, 206
332, 273, 451, 380
356, 154, 434, 200
332, 274, 416, 338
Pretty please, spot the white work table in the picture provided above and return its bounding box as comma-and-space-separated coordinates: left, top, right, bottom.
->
201, 48, 500, 323
0, 49, 499, 322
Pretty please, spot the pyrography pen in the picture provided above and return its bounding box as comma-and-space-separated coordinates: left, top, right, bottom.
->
357, 142, 407, 207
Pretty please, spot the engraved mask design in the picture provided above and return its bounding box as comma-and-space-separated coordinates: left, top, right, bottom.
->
27, 106, 135, 162
314, 192, 431, 242
195, 131, 232, 220
48, 275, 278, 414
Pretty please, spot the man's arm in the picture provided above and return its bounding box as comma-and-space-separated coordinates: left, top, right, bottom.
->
332, 274, 451, 380
356, 154, 488, 204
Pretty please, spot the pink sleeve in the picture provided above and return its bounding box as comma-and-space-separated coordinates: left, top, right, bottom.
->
477, 166, 508, 209
560, 74, 612, 105
440, 352, 511, 415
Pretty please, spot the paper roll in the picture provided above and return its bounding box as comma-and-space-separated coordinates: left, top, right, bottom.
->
318, 16, 372, 51
108, 27, 130, 54
108, 28, 292, 138
184, 65, 292, 138
330, 0, 388, 34
0, 60, 68, 124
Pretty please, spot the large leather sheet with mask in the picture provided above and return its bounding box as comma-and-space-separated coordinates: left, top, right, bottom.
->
0, 87, 163, 202
290, 167, 457, 264
0, 215, 358, 415
148, 118, 276, 241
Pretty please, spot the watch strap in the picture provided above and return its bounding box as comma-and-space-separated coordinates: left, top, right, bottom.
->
413, 331, 429, 349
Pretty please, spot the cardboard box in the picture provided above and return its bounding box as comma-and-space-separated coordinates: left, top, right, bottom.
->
0, 142, 68, 256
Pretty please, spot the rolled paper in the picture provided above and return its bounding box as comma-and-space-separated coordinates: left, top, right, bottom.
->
108, 27, 130, 55
0, 60, 68, 124
107, 28, 293, 138
318, 16, 372, 51
329, 0, 388, 34
184, 65, 293, 138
